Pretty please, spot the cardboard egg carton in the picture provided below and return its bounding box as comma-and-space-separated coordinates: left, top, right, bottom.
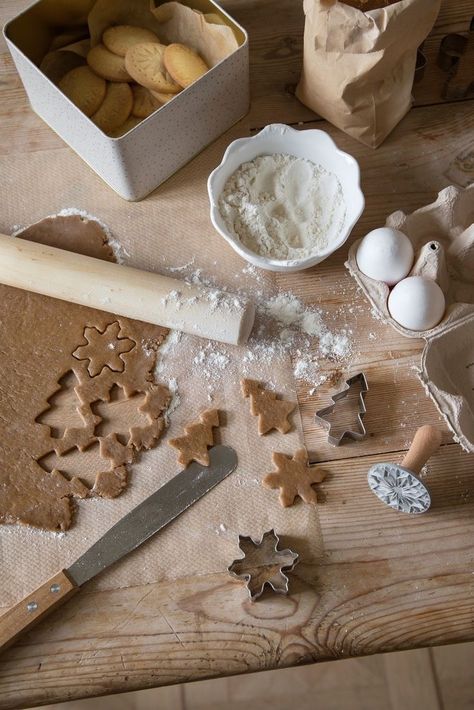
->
345, 185, 474, 451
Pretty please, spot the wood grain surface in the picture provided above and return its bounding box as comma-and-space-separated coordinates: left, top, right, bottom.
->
0, 0, 473, 707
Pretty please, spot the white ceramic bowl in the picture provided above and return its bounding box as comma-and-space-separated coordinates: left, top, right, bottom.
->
207, 123, 365, 272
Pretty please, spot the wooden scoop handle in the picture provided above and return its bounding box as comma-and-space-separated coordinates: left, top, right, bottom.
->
0, 570, 79, 655
401, 425, 442, 474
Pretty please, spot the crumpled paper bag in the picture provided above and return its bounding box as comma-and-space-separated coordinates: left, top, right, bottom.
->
296, 0, 441, 148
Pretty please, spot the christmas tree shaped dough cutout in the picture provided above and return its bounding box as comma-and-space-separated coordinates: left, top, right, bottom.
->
241, 379, 296, 435
168, 409, 220, 467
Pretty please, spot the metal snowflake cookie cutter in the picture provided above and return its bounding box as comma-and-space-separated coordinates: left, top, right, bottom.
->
367, 425, 443, 515
227, 529, 299, 601
315, 372, 368, 446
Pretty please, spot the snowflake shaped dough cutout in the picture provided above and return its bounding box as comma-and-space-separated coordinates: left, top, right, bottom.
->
73, 321, 135, 377
228, 529, 299, 600
263, 448, 326, 507
368, 462, 431, 514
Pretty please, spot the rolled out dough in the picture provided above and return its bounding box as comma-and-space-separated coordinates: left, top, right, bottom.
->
0, 214, 169, 532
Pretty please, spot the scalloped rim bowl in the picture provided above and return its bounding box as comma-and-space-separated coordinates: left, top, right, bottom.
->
207, 123, 365, 272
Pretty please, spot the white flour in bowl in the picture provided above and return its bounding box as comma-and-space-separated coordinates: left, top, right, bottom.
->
218, 153, 346, 261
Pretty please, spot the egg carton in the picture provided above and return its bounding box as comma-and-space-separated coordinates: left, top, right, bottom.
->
345, 185, 474, 452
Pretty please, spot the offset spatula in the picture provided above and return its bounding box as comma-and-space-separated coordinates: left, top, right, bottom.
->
0, 445, 237, 654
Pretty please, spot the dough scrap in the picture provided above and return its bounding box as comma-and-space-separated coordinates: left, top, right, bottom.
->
241, 379, 296, 435
0, 213, 170, 531
168, 409, 220, 467
263, 449, 326, 507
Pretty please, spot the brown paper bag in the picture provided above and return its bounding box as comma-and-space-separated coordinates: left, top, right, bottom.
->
296, 0, 441, 148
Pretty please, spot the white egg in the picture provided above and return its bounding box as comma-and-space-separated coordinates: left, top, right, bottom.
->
356, 227, 414, 285
388, 276, 445, 331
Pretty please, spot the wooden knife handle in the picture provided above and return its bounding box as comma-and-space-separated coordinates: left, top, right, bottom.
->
0, 570, 79, 654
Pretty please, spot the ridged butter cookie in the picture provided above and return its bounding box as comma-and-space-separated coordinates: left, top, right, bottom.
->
163, 43, 208, 88
58, 65, 106, 116
125, 42, 181, 93
87, 43, 131, 82
92, 82, 133, 133
103, 25, 160, 57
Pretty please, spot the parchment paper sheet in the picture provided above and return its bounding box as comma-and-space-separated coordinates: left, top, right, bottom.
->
0, 129, 324, 606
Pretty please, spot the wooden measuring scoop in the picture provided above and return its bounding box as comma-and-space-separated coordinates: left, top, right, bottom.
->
367, 425, 443, 514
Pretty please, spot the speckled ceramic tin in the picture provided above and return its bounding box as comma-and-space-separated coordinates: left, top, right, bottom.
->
3, 1, 249, 201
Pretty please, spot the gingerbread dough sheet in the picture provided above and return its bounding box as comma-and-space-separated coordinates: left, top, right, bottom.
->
0, 214, 169, 532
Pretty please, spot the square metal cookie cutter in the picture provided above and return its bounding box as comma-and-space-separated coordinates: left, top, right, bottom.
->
315, 372, 368, 446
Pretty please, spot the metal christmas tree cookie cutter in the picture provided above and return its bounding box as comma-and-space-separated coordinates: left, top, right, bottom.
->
315, 372, 369, 446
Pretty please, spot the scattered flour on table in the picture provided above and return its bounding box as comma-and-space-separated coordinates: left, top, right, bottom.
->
155, 265, 354, 394
218, 154, 346, 261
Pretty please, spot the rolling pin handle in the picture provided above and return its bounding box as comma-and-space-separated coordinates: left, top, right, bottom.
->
401, 425, 442, 474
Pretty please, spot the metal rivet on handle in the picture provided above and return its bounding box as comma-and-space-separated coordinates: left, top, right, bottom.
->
50, 583, 61, 593
27, 601, 38, 612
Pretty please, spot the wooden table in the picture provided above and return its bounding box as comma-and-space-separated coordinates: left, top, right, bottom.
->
1, 1, 473, 707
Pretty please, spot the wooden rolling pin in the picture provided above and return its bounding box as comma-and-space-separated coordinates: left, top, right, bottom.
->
0, 233, 256, 345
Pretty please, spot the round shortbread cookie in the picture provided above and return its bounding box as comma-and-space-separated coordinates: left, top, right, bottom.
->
163, 43, 208, 88
109, 115, 142, 137
58, 65, 106, 116
92, 82, 133, 133
131, 84, 162, 118
49, 27, 90, 51
87, 43, 131, 82
125, 43, 181, 94
150, 89, 176, 104
41, 50, 85, 84
103, 25, 161, 57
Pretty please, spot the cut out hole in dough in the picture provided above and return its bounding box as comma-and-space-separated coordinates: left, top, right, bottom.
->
92, 384, 148, 444
37, 440, 105, 488
35, 370, 83, 439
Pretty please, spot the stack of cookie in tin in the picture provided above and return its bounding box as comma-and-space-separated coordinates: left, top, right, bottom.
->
57, 24, 210, 136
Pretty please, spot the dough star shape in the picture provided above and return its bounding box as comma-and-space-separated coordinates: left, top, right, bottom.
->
241, 378, 296, 435
73, 321, 136, 376
228, 529, 299, 600
263, 448, 326, 507
168, 409, 220, 467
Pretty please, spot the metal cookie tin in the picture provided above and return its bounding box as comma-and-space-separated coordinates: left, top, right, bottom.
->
4, 0, 249, 201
